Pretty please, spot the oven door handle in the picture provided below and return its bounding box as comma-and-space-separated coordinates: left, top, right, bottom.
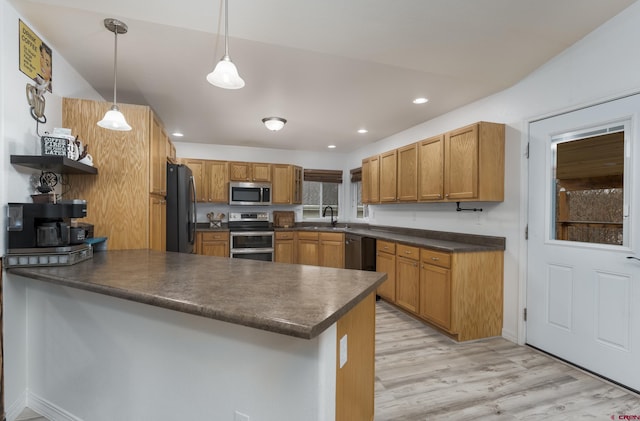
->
230, 248, 275, 254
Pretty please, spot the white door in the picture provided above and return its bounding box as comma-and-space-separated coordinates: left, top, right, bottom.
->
527, 94, 640, 392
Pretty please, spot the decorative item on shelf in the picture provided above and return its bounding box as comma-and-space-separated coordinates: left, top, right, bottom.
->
206, 212, 225, 228
262, 117, 287, 131
97, 18, 132, 131
41, 135, 68, 156
206, 0, 245, 89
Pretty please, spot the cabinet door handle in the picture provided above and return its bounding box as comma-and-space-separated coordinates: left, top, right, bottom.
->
431, 257, 439, 261
405, 251, 412, 254
413, 263, 417, 267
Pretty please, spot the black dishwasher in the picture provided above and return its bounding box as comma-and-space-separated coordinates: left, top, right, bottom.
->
345, 234, 376, 271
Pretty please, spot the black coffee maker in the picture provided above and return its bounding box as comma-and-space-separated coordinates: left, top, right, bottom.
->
7, 201, 87, 250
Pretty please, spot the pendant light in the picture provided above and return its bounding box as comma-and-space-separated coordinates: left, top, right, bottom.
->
97, 18, 132, 131
206, 0, 245, 89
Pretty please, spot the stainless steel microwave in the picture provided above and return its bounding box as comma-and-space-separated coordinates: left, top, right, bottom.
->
229, 182, 272, 205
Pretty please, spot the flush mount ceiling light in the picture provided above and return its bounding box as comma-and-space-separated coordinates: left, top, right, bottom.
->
97, 18, 132, 131
206, 0, 245, 89
357, 129, 368, 134
413, 97, 429, 104
262, 117, 287, 131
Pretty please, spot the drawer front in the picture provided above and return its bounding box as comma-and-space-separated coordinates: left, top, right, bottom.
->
201, 231, 229, 241
420, 249, 451, 268
396, 244, 419, 260
319, 232, 343, 241
297, 231, 319, 240
377, 240, 396, 254
275, 231, 295, 240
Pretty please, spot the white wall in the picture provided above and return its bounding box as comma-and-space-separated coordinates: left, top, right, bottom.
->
1, 0, 103, 417
24, 277, 336, 421
343, 1, 640, 342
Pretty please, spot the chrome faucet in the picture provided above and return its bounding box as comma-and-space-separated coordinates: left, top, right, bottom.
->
322, 205, 337, 227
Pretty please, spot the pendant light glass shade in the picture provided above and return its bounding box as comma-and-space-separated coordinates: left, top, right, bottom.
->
207, 0, 245, 89
98, 105, 132, 131
207, 55, 245, 89
98, 18, 132, 131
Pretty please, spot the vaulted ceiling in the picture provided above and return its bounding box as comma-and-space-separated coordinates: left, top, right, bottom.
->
11, 0, 637, 151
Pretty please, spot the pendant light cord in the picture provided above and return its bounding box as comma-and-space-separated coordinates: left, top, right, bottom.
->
224, 0, 229, 57
113, 21, 119, 105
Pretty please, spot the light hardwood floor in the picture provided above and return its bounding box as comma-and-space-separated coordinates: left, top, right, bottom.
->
16, 300, 640, 421
375, 300, 640, 420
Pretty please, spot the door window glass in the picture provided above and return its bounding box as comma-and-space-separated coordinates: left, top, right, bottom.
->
552, 125, 627, 246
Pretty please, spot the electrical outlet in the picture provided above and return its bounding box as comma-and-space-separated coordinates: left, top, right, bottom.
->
340, 334, 348, 368
234, 410, 250, 421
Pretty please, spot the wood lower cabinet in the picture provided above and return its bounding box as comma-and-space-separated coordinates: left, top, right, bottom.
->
395, 244, 420, 313
375, 240, 396, 302
297, 231, 319, 266
275, 231, 296, 264
319, 232, 345, 269
419, 249, 452, 329
197, 231, 230, 257
149, 195, 166, 251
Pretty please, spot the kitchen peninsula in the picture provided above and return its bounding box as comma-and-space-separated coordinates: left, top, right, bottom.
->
8, 250, 386, 421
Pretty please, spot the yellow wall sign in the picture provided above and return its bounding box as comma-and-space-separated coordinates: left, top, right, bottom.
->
19, 19, 53, 92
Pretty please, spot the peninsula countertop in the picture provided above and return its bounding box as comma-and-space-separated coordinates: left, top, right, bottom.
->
8, 250, 387, 339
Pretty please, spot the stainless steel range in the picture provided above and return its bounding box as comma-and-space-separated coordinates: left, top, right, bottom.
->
228, 212, 274, 262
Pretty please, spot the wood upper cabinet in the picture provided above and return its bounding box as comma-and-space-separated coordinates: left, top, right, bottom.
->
418, 135, 445, 201
272, 164, 302, 204
205, 160, 229, 203
230, 162, 271, 182
297, 231, 319, 266
319, 232, 345, 269
274, 231, 296, 264
444, 122, 505, 202
397, 143, 418, 201
198, 231, 229, 257
181, 159, 228, 203
375, 240, 396, 302
361, 158, 371, 204
166, 136, 176, 163
363, 155, 380, 203
150, 114, 168, 196
64, 98, 154, 250
395, 244, 420, 313
181, 159, 208, 202
379, 150, 397, 202
149, 195, 166, 251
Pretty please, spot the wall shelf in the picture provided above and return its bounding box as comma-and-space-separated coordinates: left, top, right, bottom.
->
10, 155, 98, 175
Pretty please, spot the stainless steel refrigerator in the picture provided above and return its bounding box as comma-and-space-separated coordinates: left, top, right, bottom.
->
166, 163, 196, 253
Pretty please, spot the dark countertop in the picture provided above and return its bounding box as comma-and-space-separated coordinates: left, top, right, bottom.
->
196, 222, 505, 252
8, 250, 386, 340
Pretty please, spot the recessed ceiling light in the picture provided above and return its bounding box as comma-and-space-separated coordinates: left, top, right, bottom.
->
172, 132, 184, 137
328, 145, 337, 149
413, 97, 429, 104
357, 129, 368, 134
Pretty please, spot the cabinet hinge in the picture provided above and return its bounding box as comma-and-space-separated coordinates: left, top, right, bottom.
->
525, 225, 528, 240
523, 307, 527, 322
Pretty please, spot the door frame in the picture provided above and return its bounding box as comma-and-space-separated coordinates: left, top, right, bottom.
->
518, 88, 640, 346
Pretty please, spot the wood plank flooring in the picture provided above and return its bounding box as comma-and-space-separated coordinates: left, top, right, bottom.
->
375, 300, 640, 420
16, 300, 640, 420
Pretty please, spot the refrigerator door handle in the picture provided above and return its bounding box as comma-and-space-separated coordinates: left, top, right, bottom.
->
189, 175, 197, 245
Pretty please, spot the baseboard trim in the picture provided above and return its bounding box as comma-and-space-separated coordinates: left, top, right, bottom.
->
5, 390, 26, 421
501, 328, 518, 344
27, 391, 82, 421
